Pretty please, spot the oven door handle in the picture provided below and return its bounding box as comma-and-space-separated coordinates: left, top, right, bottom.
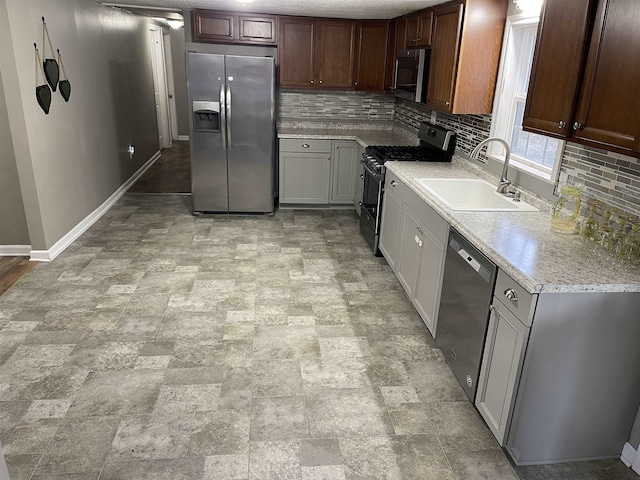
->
360, 160, 384, 180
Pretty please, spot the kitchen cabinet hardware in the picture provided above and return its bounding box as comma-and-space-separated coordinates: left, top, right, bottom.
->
504, 288, 518, 302
319, 80, 323, 84
302, 144, 309, 148
390, 180, 397, 187
573, 122, 583, 130
360, 174, 364, 179
558, 121, 566, 129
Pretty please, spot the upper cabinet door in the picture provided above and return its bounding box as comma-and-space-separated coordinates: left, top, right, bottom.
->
238, 15, 277, 44
279, 18, 315, 88
523, 0, 595, 139
416, 9, 433, 47
193, 10, 236, 42
405, 15, 420, 48
573, 0, 640, 154
315, 20, 356, 89
426, 2, 464, 112
355, 21, 389, 92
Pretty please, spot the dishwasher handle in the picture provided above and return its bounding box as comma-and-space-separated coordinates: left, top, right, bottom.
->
448, 235, 493, 283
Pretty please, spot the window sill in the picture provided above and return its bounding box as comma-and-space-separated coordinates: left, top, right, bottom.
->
488, 153, 556, 185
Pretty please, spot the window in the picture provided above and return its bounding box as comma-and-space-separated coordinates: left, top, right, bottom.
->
489, 14, 563, 182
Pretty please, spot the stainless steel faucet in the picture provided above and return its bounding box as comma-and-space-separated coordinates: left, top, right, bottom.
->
471, 137, 512, 194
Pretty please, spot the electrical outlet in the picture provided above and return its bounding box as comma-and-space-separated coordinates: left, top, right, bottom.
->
128, 145, 135, 159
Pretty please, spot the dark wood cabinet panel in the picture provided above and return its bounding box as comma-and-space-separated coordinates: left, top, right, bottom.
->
384, 20, 399, 92
416, 9, 433, 47
238, 15, 277, 44
279, 18, 315, 88
426, 3, 463, 112
355, 20, 389, 92
573, 0, 640, 154
523, 0, 595, 139
193, 11, 235, 42
405, 15, 420, 48
193, 10, 276, 45
315, 20, 356, 89
524, 0, 640, 156
426, 0, 507, 114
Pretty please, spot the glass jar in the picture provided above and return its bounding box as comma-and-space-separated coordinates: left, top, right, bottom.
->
551, 185, 583, 234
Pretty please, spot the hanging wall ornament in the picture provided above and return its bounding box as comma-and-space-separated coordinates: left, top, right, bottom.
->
42, 17, 59, 91
57, 49, 71, 102
34, 44, 52, 114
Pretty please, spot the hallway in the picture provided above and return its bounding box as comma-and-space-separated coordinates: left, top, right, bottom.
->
128, 141, 191, 194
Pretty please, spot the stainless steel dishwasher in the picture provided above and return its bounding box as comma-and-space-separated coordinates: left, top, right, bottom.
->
436, 228, 497, 402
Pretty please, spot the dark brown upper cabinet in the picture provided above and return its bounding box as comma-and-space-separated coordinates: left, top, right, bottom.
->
279, 17, 316, 87
404, 9, 433, 48
279, 17, 356, 89
354, 20, 390, 92
426, 0, 507, 114
193, 10, 277, 45
315, 20, 356, 89
524, 0, 640, 157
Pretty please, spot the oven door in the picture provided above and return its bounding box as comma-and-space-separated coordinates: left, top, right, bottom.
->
361, 161, 384, 234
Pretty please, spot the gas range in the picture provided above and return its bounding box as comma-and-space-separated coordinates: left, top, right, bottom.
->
359, 123, 456, 256
362, 124, 457, 175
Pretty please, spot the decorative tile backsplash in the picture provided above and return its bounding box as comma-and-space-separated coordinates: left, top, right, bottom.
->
560, 143, 640, 218
279, 90, 395, 123
278, 91, 640, 218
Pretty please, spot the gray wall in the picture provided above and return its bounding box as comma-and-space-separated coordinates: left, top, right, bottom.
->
0, 0, 158, 250
170, 27, 189, 137
0, 59, 30, 246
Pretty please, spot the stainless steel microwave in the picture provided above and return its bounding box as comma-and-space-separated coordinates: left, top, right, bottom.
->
394, 49, 430, 103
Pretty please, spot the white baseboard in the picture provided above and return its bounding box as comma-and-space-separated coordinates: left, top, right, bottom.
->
0, 245, 31, 256
29, 151, 161, 262
177, 135, 189, 141
622, 442, 636, 467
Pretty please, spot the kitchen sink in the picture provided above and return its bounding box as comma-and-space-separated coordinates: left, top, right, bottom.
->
416, 178, 539, 212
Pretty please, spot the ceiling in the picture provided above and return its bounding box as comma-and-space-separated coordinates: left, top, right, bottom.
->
100, 0, 444, 19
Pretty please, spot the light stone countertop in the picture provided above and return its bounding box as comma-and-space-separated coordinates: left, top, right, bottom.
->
277, 124, 419, 148
386, 160, 640, 294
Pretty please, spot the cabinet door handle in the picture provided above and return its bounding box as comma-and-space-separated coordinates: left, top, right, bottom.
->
310, 80, 314, 84
390, 180, 397, 187
445, 101, 450, 107
558, 121, 566, 129
573, 122, 584, 131
327, 156, 331, 160
504, 288, 518, 302
358, 202, 362, 206
360, 174, 364, 179
319, 80, 323, 84
354, 82, 358, 87
302, 144, 310, 148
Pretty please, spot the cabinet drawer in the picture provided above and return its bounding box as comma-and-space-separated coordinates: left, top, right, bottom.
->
280, 139, 331, 153
494, 270, 537, 327
385, 171, 406, 203
404, 188, 448, 244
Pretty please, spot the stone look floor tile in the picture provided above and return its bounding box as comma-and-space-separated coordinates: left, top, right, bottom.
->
0, 201, 630, 480
35, 416, 120, 475
250, 396, 308, 441
305, 388, 394, 438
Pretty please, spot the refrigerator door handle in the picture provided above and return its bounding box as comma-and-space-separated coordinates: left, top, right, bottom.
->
219, 83, 227, 151
226, 83, 232, 150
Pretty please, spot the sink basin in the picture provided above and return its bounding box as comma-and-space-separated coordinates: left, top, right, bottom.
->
416, 178, 539, 212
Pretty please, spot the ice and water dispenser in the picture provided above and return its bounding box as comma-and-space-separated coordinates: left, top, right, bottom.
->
192, 101, 220, 132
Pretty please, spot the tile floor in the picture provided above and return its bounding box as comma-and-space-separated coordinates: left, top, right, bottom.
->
0, 194, 637, 480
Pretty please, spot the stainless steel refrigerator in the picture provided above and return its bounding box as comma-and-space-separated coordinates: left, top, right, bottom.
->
187, 52, 275, 214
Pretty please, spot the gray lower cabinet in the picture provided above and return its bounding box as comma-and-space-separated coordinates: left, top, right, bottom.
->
382, 174, 448, 336
331, 141, 357, 204
279, 138, 357, 206
475, 295, 530, 445
379, 171, 406, 266
354, 143, 364, 215
279, 150, 331, 204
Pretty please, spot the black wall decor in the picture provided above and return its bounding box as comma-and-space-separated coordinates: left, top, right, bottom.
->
42, 17, 59, 91
34, 43, 51, 114
57, 49, 71, 102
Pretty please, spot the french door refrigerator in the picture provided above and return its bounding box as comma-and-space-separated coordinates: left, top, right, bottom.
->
187, 52, 276, 214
